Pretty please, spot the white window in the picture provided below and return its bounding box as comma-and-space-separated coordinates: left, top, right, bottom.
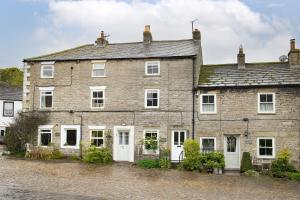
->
41, 62, 54, 78
200, 94, 216, 114
200, 137, 216, 153
61, 125, 81, 149
38, 126, 53, 147
3, 101, 14, 117
143, 130, 159, 154
92, 61, 106, 77
145, 89, 159, 108
145, 61, 160, 75
0, 127, 5, 137
39, 87, 54, 109
258, 93, 275, 113
257, 137, 275, 158
90, 130, 105, 147
90, 86, 106, 108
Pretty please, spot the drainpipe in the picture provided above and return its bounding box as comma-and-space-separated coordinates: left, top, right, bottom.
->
79, 112, 83, 159
192, 57, 195, 140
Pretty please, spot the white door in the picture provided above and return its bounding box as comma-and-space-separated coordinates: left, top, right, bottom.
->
171, 130, 186, 161
113, 126, 134, 162
224, 135, 240, 169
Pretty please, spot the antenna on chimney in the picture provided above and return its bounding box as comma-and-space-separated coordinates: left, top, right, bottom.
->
279, 55, 288, 62
191, 19, 198, 31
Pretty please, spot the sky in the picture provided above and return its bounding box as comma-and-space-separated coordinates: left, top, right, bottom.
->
0, 0, 299, 68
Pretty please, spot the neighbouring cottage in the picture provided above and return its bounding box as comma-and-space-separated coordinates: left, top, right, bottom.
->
23, 25, 203, 162
196, 39, 300, 169
0, 84, 22, 144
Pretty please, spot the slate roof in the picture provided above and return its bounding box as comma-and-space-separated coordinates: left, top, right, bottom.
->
24, 39, 199, 62
198, 62, 300, 88
0, 84, 23, 101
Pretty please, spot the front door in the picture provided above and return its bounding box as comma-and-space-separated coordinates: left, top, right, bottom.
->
224, 135, 240, 169
171, 130, 186, 161
113, 126, 134, 162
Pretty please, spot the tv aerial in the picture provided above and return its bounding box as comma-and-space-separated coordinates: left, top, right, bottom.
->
279, 55, 288, 62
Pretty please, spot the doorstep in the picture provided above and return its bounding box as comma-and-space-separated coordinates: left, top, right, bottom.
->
223, 170, 241, 176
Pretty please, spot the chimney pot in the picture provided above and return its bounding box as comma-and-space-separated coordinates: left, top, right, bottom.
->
237, 45, 245, 69
192, 29, 201, 40
143, 25, 152, 44
95, 31, 108, 46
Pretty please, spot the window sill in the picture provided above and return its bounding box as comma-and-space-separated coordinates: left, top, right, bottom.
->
144, 75, 161, 77
257, 156, 275, 159
61, 145, 80, 149
257, 112, 276, 115
143, 150, 159, 155
91, 76, 107, 78
40, 77, 54, 79
199, 112, 217, 115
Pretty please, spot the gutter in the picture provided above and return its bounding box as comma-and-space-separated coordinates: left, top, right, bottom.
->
197, 84, 300, 90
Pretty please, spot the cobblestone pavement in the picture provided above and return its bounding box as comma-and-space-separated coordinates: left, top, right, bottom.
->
0, 158, 300, 200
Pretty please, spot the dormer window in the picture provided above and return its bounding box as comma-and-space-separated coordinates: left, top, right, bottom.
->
92, 61, 106, 77
145, 61, 160, 76
41, 62, 54, 78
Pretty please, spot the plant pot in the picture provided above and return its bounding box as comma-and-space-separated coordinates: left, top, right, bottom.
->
213, 168, 219, 174
218, 168, 223, 174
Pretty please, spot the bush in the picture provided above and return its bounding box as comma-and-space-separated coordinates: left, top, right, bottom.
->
240, 152, 253, 173
138, 159, 159, 169
182, 139, 201, 171
271, 149, 298, 178
159, 148, 171, 169
83, 146, 112, 164
205, 152, 225, 169
5, 112, 49, 153
25, 147, 64, 160
286, 172, 300, 181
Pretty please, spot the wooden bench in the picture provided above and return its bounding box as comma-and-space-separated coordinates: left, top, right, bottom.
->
252, 156, 274, 171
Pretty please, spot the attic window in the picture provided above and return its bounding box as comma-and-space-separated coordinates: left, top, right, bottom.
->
92, 61, 106, 77
145, 61, 160, 76
41, 62, 54, 78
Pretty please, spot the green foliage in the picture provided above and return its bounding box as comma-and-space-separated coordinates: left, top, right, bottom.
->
286, 172, 300, 181
144, 136, 158, 151
182, 139, 201, 171
25, 147, 64, 160
244, 170, 259, 177
83, 146, 112, 164
240, 152, 253, 173
51, 148, 65, 159
137, 159, 159, 169
205, 151, 225, 169
159, 148, 171, 169
0, 67, 23, 86
5, 112, 49, 153
271, 149, 298, 178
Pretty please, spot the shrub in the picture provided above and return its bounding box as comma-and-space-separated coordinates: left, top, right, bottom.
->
205, 152, 225, 169
83, 146, 112, 164
51, 148, 65, 159
25, 147, 52, 160
182, 139, 201, 171
240, 152, 253, 173
271, 149, 298, 178
286, 172, 300, 181
159, 148, 171, 169
5, 112, 49, 153
138, 159, 159, 169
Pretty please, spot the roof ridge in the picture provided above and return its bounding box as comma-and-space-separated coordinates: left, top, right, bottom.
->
203, 61, 287, 67
107, 39, 193, 45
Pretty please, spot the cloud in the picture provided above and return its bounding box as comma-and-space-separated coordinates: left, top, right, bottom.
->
33, 0, 294, 63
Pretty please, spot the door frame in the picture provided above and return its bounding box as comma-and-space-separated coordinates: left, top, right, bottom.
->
171, 130, 187, 162
223, 134, 241, 170
113, 126, 135, 162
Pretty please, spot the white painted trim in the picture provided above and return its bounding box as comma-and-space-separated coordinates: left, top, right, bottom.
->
90, 87, 105, 109
256, 137, 276, 159
113, 126, 135, 162
224, 135, 241, 169
200, 137, 217, 152
41, 61, 55, 65
39, 90, 53, 109
38, 126, 53, 147
39, 87, 55, 91
90, 129, 105, 148
88, 125, 106, 130
60, 125, 81, 149
144, 89, 160, 108
89, 86, 106, 90
38, 125, 54, 129
91, 60, 107, 63
143, 129, 159, 155
91, 61, 106, 77
171, 130, 187, 161
257, 93, 276, 114
145, 61, 160, 76
200, 93, 217, 114
40, 64, 54, 79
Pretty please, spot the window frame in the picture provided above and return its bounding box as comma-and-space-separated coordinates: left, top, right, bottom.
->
200, 94, 217, 114
145, 61, 160, 76
60, 125, 81, 149
40, 62, 54, 79
143, 129, 159, 155
91, 60, 106, 78
3, 101, 14, 117
258, 93, 275, 114
89, 126, 106, 148
200, 137, 216, 153
90, 86, 106, 109
257, 137, 275, 159
145, 89, 160, 109
38, 125, 53, 147
0, 127, 6, 137
39, 87, 54, 109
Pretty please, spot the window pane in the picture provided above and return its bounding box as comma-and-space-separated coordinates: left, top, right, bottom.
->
66, 130, 77, 146
41, 133, 51, 146
174, 132, 178, 145
265, 139, 273, 147
208, 96, 214, 103
147, 100, 153, 107
227, 136, 236, 152
259, 139, 265, 147
259, 148, 265, 155
266, 148, 273, 155
202, 104, 214, 112
202, 96, 208, 103
202, 139, 215, 152
119, 132, 123, 145
152, 99, 158, 106
180, 132, 185, 145
260, 103, 273, 112
260, 94, 266, 102
266, 94, 273, 102
45, 96, 52, 107
124, 132, 129, 145
93, 69, 105, 77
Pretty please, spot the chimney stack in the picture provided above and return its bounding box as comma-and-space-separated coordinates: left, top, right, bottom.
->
143, 25, 152, 44
237, 45, 245, 69
192, 29, 201, 40
288, 39, 300, 67
95, 31, 108, 46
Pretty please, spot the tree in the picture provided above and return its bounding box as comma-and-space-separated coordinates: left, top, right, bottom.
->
0, 67, 23, 86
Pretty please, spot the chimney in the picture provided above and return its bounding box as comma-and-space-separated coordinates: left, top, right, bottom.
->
237, 45, 245, 69
288, 39, 300, 67
95, 31, 107, 46
143, 25, 152, 44
193, 29, 201, 40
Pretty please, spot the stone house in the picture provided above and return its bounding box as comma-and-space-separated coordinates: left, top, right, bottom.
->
0, 84, 22, 144
23, 26, 202, 162
196, 40, 300, 169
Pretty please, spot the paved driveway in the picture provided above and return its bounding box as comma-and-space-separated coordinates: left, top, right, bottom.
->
0, 158, 299, 200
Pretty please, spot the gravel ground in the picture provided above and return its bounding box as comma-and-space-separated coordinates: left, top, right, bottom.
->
0, 158, 300, 200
